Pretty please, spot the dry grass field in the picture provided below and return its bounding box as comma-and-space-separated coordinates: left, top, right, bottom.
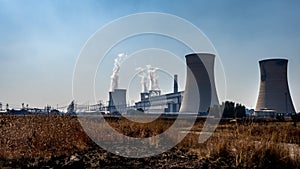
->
0, 114, 299, 168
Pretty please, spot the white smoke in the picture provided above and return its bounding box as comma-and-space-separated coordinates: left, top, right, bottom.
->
136, 67, 148, 93
136, 65, 160, 92
110, 53, 124, 91
147, 65, 160, 91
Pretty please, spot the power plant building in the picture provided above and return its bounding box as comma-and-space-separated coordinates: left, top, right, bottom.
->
255, 59, 296, 117
108, 53, 220, 115
135, 75, 183, 113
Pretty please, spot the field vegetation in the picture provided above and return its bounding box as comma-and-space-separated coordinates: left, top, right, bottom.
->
0, 114, 299, 168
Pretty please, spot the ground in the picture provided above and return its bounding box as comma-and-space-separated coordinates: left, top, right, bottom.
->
0, 115, 299, 169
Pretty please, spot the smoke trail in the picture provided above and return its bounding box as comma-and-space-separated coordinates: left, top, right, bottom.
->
146, 65, 160, 90
110, 53, 124, 91
136, 67, 148, 93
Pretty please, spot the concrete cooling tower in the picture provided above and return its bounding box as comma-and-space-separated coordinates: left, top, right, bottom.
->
255, 59, 296, 115
179, 53, 219, 113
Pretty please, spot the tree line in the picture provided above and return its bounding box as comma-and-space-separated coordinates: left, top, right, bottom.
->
222, 101, 246, 118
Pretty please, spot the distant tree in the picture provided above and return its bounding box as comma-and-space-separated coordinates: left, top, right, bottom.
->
222, 101, 235, 118
222, 101, 246, 118
235, 103, 246, 118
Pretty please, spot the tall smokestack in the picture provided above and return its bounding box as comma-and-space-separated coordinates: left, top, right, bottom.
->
255, 59, 296, 114
174, 74, 178, 93
179, 53, 219, 113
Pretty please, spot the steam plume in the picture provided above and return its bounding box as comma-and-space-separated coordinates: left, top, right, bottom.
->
136, 65, 160, 92
110, 53, 124, 91
136, 67, 148, 93
147, 65, 160, 90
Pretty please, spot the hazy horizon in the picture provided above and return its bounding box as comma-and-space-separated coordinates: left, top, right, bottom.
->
0, 0, 300, 111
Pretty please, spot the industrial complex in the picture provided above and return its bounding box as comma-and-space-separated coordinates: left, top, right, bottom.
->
0, 53, 298, 118
106, 53, 219, 115
105, 53, 297, 118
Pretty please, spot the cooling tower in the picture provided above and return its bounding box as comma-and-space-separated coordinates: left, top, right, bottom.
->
255, 59, 296, 114
179, 53, 219, 113
108, 89, 127, 114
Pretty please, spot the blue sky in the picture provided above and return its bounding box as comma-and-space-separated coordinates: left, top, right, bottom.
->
0, 0, 300, 111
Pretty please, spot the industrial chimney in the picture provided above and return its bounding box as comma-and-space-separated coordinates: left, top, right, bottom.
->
179, 53, 219, 114
255, 59, 296, 115
174, 74, 178, 93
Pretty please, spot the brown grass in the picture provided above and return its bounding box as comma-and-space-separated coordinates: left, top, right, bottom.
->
0, 115, 90, 160
0, 114, 299, 168
179, 120, 300, 168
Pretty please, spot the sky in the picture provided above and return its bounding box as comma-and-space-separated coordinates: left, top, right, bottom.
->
0, 0, 300, 111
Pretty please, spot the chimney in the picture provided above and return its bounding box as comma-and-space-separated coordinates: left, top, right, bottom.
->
174, 74, 178, 93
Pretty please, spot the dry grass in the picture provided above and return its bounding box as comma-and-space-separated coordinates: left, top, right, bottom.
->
0, 115, 90, 160
0, 114, 299, 168
179, 120, 300, 168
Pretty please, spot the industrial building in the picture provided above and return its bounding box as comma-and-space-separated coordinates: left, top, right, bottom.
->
107, 74, 183, 114
107, 53, 220, 115
134, 75, 183, 113
255, 59, 296, 117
